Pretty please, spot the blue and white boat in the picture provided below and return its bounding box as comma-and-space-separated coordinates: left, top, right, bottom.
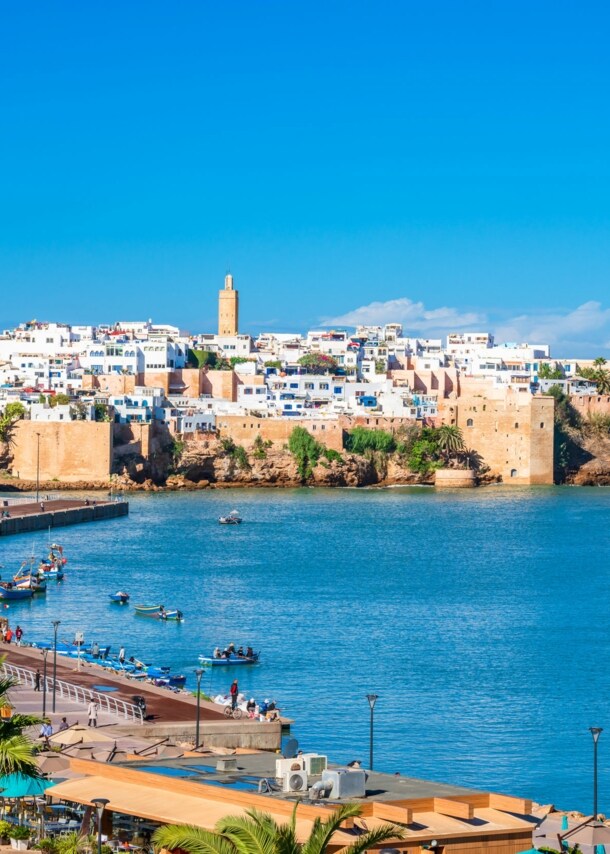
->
109, 591, 130, 604
0, 582, 33, 601
199, 651, 260, 666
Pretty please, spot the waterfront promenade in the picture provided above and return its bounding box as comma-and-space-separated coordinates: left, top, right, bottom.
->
0, 496, 128, 536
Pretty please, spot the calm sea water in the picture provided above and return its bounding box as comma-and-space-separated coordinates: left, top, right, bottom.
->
1, 485, 610, 811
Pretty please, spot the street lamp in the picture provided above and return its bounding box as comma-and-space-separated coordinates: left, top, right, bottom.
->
590, 727, 603, 819
51, 620, 60, 713
366, 693, 379, 771
195, 668, 204, 748
35, 432, 41, 504
41, 648, 49, 718
91, 798, 110, 854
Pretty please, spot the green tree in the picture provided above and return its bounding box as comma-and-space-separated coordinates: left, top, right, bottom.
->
188, 349, 218, 370
288, 427, 323, 481
297, 353, 338, 374
344, 427, 396, 454
538, 363, 564, 380
594, 356, 607, 366
93, 403, 111, 422
0, 658, 41, 777
436, 425, 465, 461
264, 360, 282, 370
0, 402, 27, 443
49, 393, 71, 407
153, 803, 402, 854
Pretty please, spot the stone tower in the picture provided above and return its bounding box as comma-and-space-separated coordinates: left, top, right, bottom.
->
218, 273, 239, 336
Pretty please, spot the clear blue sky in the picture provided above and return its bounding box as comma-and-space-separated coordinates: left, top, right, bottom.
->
1, 1, 609, 355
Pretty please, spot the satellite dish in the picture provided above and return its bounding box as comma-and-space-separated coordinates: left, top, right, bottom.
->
283, 737, 299, 758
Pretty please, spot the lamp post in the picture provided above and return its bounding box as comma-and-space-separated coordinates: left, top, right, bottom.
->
366, 693, 379, 771
195, 668, 204, 748
590, 727, 603, 819
35, 431, 41, 504
91, 798, 110, 854
51, 620, 60, 713
41, 648, 49, 718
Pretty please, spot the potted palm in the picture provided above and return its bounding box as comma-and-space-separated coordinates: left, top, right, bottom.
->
9, 825, 31, 850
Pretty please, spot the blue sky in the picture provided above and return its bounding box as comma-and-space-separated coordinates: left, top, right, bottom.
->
1, 1, 610, 355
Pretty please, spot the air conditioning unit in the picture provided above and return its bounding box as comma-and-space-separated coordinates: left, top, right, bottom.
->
301, 754, 328, 776
321, 768, 366, 799
275, 757, 304, 778
282, 770, 308, 793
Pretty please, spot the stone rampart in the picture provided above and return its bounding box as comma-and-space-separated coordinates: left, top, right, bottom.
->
11, 421, 113, 483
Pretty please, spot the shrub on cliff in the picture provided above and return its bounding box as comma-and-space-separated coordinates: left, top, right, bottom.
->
221, 437, 251, 470
344, 426, 396, 454
288, 427, 342, 481
0, 401, 27, 443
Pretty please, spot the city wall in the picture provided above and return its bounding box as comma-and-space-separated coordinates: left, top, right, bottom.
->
216, 415, 345, 452
11, 421, 113, 483
570, 394, 610, 417
439, 392, 554, 484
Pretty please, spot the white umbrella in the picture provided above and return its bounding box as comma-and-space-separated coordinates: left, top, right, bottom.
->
49, 726, 115, 747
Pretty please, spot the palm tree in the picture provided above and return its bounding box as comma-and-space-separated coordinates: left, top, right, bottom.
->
593, 357, 607, 366
594, 368, 610, 395
153, 803, 403, 854
436, 425, 465, 463
0, 659, 42, 777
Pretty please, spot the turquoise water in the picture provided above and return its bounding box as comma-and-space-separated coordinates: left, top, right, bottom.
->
2, 485, 610, 811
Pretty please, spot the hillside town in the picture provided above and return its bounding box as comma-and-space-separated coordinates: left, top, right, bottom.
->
1, 275, 609, 488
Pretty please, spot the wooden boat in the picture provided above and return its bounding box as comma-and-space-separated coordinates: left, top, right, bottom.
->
13, 574, 46, 594
134, 604, 184, 621
0, 583, 33, 600
199, 652, 260, 666
38, 542, 67, 580
219, 510, 242, 525
109, 591, 130, 604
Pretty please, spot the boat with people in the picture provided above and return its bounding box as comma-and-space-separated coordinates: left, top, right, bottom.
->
109, 591, 130, 604
13, 573, 46, 594
0, 582, 34, 600
218, 510, 242, 525
134, 604, 184, 621
38, 543, 66, 580
199, 643, 260, 665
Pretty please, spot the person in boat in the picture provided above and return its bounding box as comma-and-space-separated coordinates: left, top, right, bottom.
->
246, 698, 256, 718
237, 646, 245, 658
227, 642, 236, 656
159, 605, 166, 618
246, 646, 254, 659
223, 648, 230, 659
213, 647, 221, 659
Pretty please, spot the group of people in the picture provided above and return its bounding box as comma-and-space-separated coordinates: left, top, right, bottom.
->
213, 642, 255, 660
1, 624, 22, 644
228, 680, 279, 720
39, 716, 72, 748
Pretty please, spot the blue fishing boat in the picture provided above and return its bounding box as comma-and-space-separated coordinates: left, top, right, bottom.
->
13, 574, 46, 594
109, 591, 130, 604
0, 582, 33, 601
134, 604, 184, 621
199, 651, 260, 666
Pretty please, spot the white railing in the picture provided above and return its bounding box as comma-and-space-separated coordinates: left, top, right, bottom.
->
1, 662, 144, 724
0, 494, 61, 506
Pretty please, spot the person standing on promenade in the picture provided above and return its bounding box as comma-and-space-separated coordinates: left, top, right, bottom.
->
15, 625, 23, 646
230, 679, 239, 711
5, 627, 12, 644
119, 646, 125, 664
87, 700, 98, 727
34, 669, 41, 691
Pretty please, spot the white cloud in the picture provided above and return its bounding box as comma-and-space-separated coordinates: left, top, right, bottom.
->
322, 297, 485, 332
495, 302, 610, 349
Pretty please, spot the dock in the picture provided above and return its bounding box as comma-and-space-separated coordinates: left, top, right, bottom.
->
0, 496, 128, 536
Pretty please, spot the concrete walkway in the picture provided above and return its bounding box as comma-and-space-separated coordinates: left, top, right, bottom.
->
10, 679, 127, 729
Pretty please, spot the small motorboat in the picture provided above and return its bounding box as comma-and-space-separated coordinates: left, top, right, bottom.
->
38, 543, 67, 580
219, 510, 242, 525
109, 591, 130, 604
0, 582, 33, 601
134, 604, 184, 621
199, 651, 260, 666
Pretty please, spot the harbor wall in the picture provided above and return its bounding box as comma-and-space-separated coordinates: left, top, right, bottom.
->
11, 421, 113, 482
111, 719, 283, 750
0, 501, 129, 537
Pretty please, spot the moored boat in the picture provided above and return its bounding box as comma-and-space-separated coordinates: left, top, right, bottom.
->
0, 582, 33, 600
109, 591, 130, 604
13, 574, 46, 594
38, 542, 66, 580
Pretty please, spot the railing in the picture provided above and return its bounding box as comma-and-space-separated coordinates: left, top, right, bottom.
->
1, 662, 144, 724
0, 494, 61, 506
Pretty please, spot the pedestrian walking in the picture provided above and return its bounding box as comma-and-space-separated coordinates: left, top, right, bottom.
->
5, 628, 13, 644
230, 679, 239, 711
39, 720, 53, 749
40, 502, 45, 512
87, 700, 98, 727
34, 669, 41, 691
1, 625, 7, 643
15, 625, 23, 646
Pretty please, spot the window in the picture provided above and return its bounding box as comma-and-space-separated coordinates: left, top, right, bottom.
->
320, 383, 329, 390
540, 422, 544, 428
510, 469, 518, 477
305, 383, 314, 390
514, 422, 519, 428
334, 387, 342, 394
466, 418, 474, 427
290, 383, 298, 389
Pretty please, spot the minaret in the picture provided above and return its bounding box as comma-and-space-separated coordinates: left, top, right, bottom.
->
218, 272, 239, 336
